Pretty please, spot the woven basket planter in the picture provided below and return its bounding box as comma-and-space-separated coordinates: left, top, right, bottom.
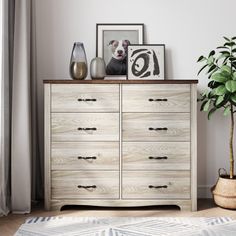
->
212, 175, 236, 209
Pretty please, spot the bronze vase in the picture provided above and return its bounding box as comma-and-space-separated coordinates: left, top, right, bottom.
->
69, 42, 88, 80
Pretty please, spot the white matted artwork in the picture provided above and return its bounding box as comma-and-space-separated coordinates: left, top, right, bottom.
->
127, 44, 165, 80
96, 24, 144, 77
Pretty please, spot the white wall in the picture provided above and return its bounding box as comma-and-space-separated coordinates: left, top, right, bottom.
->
35, 0, 236, 198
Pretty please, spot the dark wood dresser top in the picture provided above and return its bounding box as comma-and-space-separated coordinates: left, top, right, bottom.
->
43, 79, 198, 84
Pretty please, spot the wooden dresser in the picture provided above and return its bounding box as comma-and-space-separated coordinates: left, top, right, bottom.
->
44, 80, 198, 211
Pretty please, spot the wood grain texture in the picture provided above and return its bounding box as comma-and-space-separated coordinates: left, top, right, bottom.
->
123, 142, 190, 170
122, 84, 190, 112
51, 142, 119, 170
123, 113, 190, 142
49, 199, 192, 211
122, 171, 190, 199
44, 84, 51, 210
191, 84, 197, 211
51, 171, 119, 199
44, 79, 198, 84
51, 113, 119, 141
44, 82, 197, 211
51, 84, 119, 112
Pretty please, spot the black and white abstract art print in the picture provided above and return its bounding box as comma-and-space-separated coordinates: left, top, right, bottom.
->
127, 44, 165, 80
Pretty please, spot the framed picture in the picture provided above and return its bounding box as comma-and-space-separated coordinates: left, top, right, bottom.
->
127, 44, 165, 80
96, 24, 144, 77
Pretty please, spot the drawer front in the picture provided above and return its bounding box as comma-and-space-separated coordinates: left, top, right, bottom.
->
123, 113, 190, 141
52, 171, 119, 199
122, 84, 190, 112
123, 142, 190, 170
51, 113, 119, 141
51, 84, 119, 112
51, 142, 119, 170
122, 171, 190, 199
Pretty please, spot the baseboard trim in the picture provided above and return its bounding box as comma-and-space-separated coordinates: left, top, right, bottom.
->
198, 185, 213, 198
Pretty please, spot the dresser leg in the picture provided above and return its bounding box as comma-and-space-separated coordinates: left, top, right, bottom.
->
178, 203, 192, 211
49, 201, 65, 211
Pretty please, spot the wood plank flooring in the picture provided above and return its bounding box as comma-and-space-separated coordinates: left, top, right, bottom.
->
1, 199, 236, 236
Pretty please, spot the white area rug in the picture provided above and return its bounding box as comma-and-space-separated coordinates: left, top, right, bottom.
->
14, 217, 236, 236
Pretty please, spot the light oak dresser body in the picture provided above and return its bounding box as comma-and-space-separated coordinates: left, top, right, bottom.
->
44, 80, 198, 211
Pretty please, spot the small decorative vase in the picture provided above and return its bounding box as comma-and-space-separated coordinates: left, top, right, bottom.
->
69, 42, 88, 80
90, 57, 106, 80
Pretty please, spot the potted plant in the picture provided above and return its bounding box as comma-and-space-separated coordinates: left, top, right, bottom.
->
197, 36, 236, 209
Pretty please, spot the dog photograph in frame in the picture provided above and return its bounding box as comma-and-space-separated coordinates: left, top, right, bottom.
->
127, 44, 165, 80
96, 24, 144, 77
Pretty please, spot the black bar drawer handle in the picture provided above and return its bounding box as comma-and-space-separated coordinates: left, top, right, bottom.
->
77, 98, 97, 102
149, 127, 168, 131
78, 156, 97, 160
77, 185, 97, 189
149, 98, 168, 102
149, 185, 168, 189
149, 156, 168, 160
77, 127, 97, 131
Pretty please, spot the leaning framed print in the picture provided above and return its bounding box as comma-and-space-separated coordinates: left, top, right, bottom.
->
96, 24, 144, 77
127, 44, 165, 80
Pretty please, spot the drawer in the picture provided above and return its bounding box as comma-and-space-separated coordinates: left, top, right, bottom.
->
123, 113, 190, 141
122, 84, 190, 112
52, 171, 119, 199
51, 142, 119, 170
51, 113, 119, 141
122, 171, 190, 199
51, 84, 119, 112
123, 142, 190, 170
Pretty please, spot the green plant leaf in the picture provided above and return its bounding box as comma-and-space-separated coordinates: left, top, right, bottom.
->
197, 55, 206, 62
207, 64, 217, 74
229, 57, 236, 62
233, 72, 236, 80
208, 107, 217, 120
198, 96, 206, 102
201, 90, 209, 97
208, 50, 215, 57
217, 46, 229, 49
231, 36, 236, 40
220, 51, 230, 55
208, 68, 219, 79
221, 65, 231, 74
222, 57, 229, 64
225, 42, 236, 47
230, 94, 236, 103
208, 80, 215, 88
203, 100, 211, 112
225, 80, 236, 93
211, 73, 228, 83
223, 36, 230, 41
224, 106, 231, 116
232, 48, 236, 53
200, 100, 208, 111
232, 62, 236, 69
197, 64, 208, 75
216, 95, 224, 105
207, 56, 214, 65
216, 54, 229, 64
214, 85, 227, 95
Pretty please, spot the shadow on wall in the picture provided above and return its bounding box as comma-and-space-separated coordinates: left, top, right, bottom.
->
197, 96, 207, 192
164, 48, 174, 79
197, 91, 231, 197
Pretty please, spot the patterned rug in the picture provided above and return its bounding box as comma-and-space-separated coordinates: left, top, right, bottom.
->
14, 217, 236, 236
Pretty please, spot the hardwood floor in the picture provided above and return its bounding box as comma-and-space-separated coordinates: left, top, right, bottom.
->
1, 199, 236, 236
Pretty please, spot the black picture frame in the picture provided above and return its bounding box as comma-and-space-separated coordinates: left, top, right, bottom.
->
127, 44, 165, 80
96, 24, 144, 78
